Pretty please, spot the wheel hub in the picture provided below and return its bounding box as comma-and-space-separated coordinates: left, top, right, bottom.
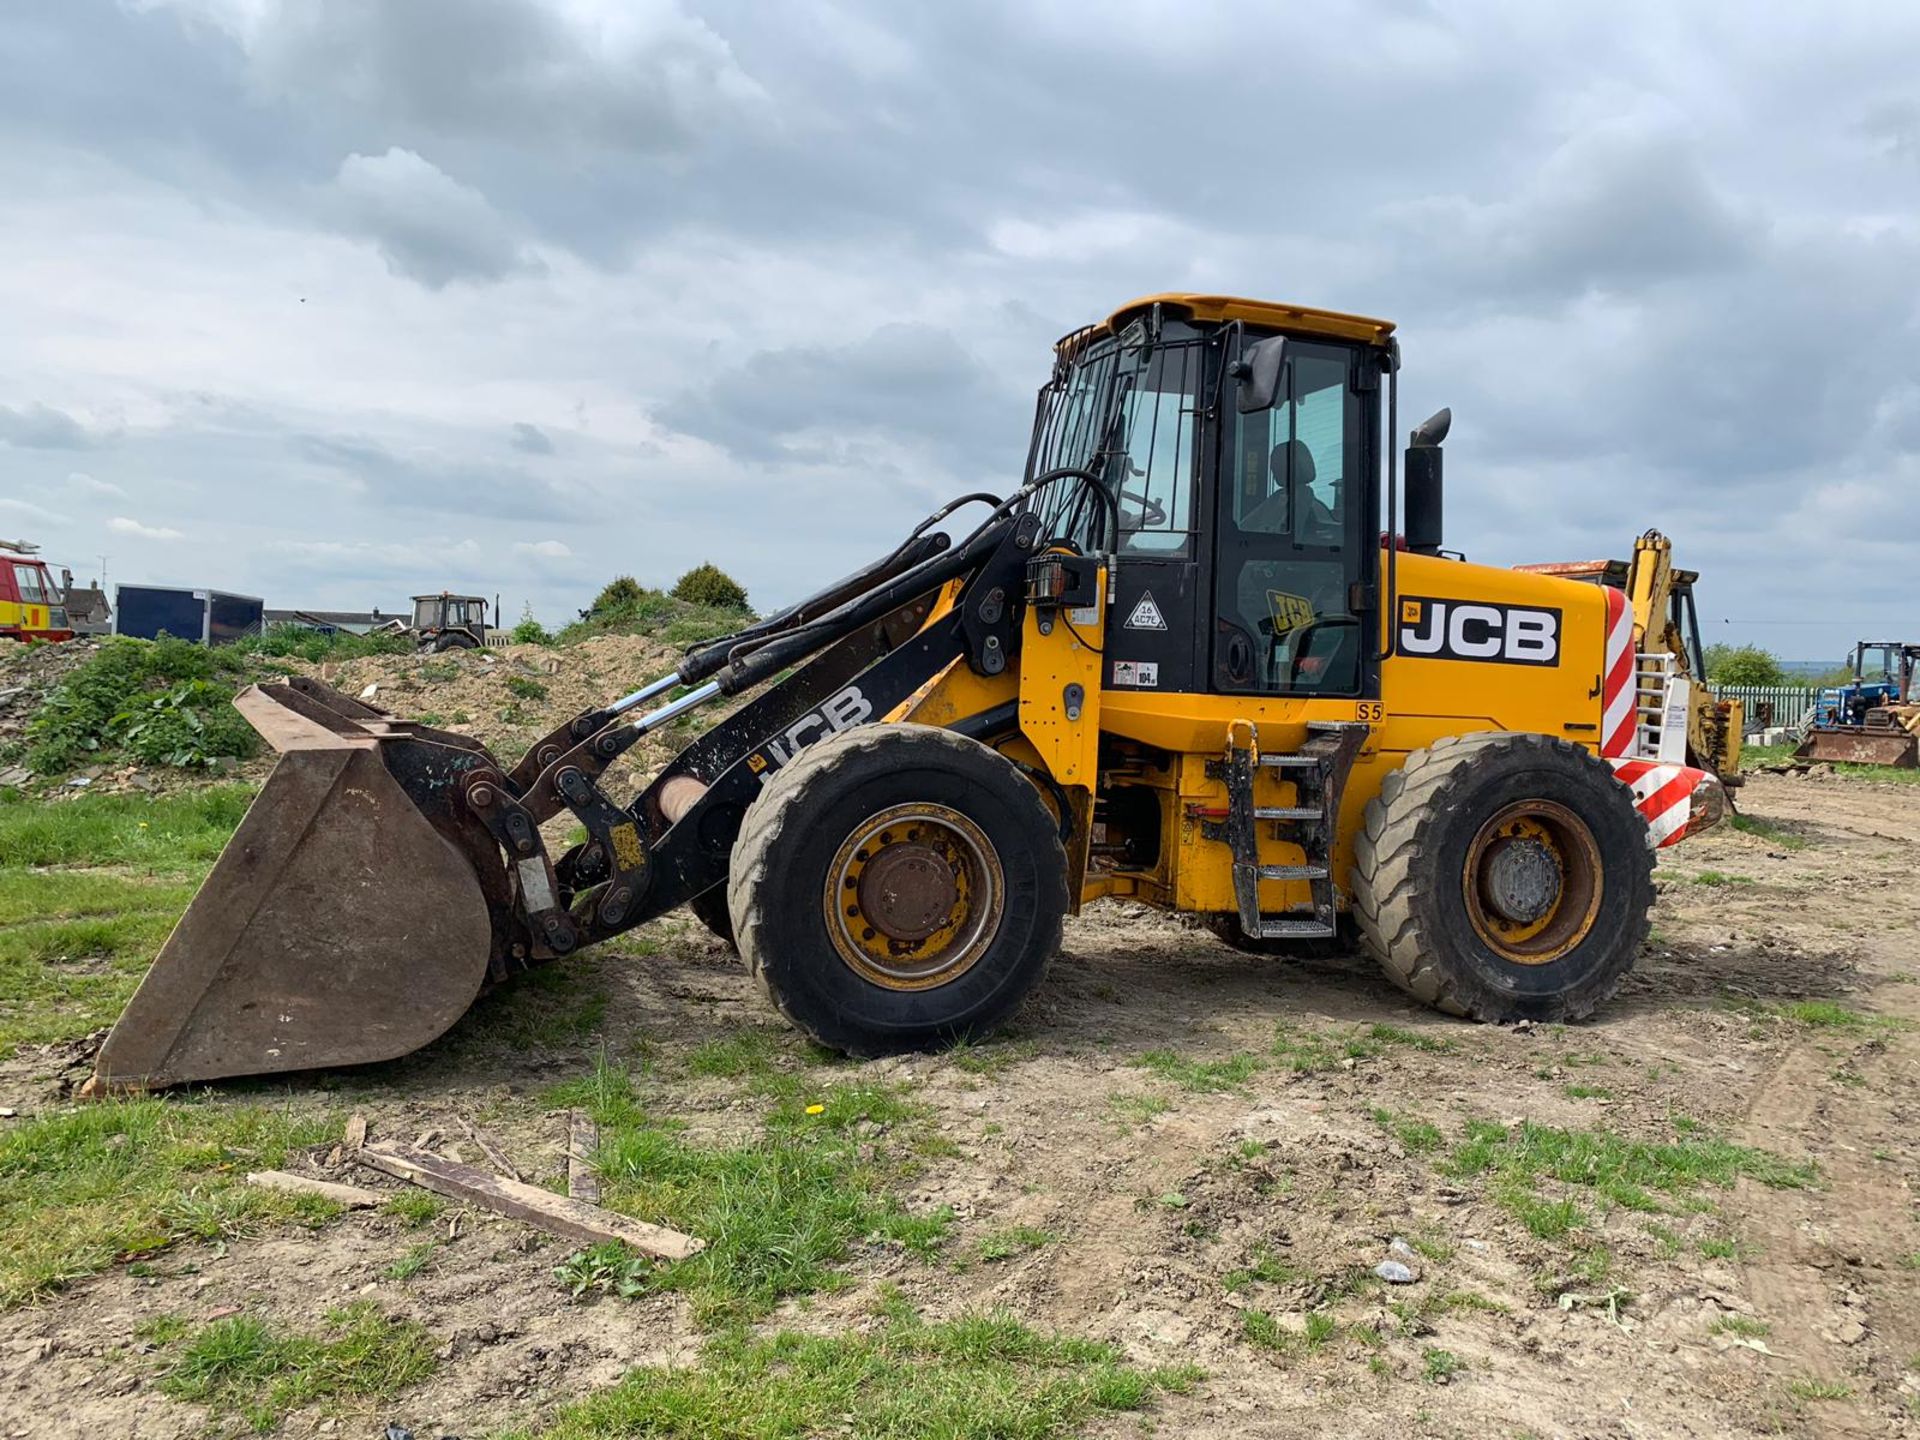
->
1481, 836, 1561, 924
1461, 800, 1604, 966
823, 802, 1005, 991
857, 843, 958, 941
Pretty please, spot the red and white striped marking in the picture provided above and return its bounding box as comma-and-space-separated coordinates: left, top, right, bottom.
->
1608, 757, 1710, 848
1600, 585, 1636, 758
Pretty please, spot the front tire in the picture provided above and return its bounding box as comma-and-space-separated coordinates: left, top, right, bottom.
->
728, 724, 1068, 1055
1350, 732, 1652, 1023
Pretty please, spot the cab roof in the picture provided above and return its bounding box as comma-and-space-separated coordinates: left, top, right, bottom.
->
1060, 293, 1396, 355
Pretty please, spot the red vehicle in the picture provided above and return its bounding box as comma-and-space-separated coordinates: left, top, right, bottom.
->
0, 540, 74, 642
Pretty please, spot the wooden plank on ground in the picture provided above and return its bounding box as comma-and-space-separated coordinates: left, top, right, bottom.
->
459, 1116, 522, 1181
356, 1140, 702, 1261
246, 1171, 384, 1208
567, 1110, 601, 1204
343, 1113, 368, 1150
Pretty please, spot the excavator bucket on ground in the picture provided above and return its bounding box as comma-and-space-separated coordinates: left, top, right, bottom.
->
88, 679, 509, 1090
1792, 727, 1919, 767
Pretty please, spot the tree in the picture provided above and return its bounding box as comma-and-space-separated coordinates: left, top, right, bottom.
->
510, 603, 550, 645
671, 562, 750, 612
1703, 643, 1786, 687
591, 576, 646, 614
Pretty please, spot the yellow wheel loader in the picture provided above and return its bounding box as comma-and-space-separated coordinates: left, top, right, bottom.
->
89, 294, 1729, 1091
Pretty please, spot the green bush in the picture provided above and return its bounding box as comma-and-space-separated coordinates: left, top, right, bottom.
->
671, 563, 750, 612
592, 576, 647, 613
234, 625, 413, 665
25, 636, 257, 774
510, 604, 551, 645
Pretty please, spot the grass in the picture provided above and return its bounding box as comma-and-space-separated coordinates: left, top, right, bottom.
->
1270, 1020, 1456, 1074
1370, 1107, 1443, 1155
0, 788, 258, 1054
505, 1308, 1200, 1440
1446, 1119, 1814, 1239
548, 1060, 950, 1325
382, 1190, 445, 1228
1134, 1049, 1262, 1092
1786, 1378, 1852, 1401
1767, 1000, 1899, 1029
152, 1301, 436, 1432
976, 1225, 1056, 1262
382, 1242, 438, 1280
1223, 1246, 1300, 1292
1562, 1084, 1612, 1100
1728, 813, 1808, 850
1709, 1314, 1771, 1339
0, 1096, 339, 1307
1106, 1092, 1172, 1127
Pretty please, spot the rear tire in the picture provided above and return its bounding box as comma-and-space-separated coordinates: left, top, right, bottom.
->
728, 724, 1068, 1055
1350, 732, 1652, 1023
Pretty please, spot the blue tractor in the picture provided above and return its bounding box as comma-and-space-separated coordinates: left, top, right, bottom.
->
1796, 641, 1920, 767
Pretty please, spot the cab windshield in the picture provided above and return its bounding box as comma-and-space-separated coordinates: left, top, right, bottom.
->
1025, 320, 1208, 556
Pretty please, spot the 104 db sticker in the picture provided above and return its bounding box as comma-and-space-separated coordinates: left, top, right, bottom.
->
1111, 660, 1159, 688
1398, 597, 1560, 666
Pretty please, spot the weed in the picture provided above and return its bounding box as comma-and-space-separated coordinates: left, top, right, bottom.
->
1421, 1347, 1465, 1383
155, 1301, 436, 1431
1437, 1289, 1510, 1314
1710, 1315, 1771, 1339
24, 635, 257, 774
1698, 1236, 1741, 1260
976, 1226, 1056, 1262
1302, 1311, 1339, 1349
1563, 1085, 1612, 1100
1367, 1023, 1457, 1053
1786, 1378, 1852, 1400
1241, 1309, 1294, 1356
383, 1242, 437, 1281
1768, 1000, 1901, 1030
1223, 1246, 1299, 1292
382, 1190, 444, 1228
1107, 1092, 1172, 1128
512, 1308, 1198, 1440
505, 674, 549, 702
1690, 871, 1753, 887
1135, 1049, 1263, 1092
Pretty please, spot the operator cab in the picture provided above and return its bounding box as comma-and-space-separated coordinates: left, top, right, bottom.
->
412, 593, 489, 652
1024, 294, 1441, 702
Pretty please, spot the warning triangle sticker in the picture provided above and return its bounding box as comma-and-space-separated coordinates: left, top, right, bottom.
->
1124, 591, 1168, 631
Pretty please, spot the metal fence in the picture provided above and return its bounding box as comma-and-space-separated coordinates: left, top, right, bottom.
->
1708, 684, 1817, 734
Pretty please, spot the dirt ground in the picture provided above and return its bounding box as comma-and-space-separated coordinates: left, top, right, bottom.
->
2, 764, 1917, 1439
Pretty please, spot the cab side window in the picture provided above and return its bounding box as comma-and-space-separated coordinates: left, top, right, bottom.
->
1212, 342, 1363, 695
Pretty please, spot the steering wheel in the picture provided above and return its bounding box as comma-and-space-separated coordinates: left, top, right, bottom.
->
1118, 487, 1168, 528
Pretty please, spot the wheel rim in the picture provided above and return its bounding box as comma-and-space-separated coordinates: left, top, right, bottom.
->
824, 802, 1005, 990
1461, 799, 1602, 965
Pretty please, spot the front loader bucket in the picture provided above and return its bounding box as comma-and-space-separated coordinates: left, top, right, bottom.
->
90, 682, 501, 1090
1792, 728, 1919, 768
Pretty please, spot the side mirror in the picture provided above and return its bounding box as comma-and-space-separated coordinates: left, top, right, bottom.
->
1231, 335, 1289, 413
1404, 409, 1449, 555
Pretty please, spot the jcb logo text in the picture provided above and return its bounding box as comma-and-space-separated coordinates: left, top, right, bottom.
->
754, 685, 874, 779
1398, 597, 1560, 667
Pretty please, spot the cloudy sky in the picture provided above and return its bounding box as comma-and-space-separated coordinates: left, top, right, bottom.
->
2, 1, 1916, 660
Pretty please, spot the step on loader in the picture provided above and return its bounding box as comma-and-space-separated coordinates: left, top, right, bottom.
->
90, 293, 1729, 1091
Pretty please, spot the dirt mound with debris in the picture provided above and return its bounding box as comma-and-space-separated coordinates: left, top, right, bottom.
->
288, 634, 685, 758
0, 639, 105, 787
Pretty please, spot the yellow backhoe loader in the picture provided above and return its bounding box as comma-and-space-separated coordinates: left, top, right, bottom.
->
89, 294, 1728, 1091
1517, 531, 1742, 780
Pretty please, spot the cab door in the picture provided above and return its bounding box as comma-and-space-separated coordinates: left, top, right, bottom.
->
1210, 338, 1374, 698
